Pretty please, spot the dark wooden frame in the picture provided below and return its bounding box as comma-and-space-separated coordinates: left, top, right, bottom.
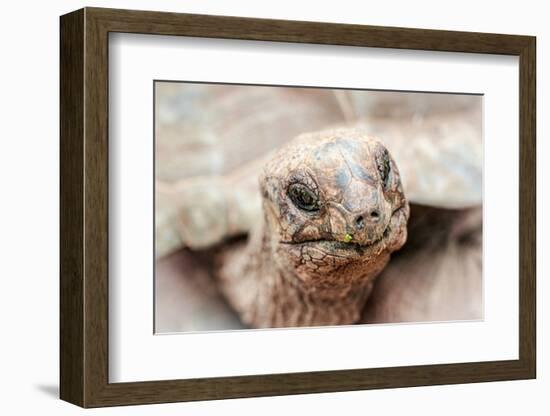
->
60, 7, 536, 408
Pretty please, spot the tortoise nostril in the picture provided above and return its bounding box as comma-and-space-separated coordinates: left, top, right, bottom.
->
355, 215, 365, 230
354, 210, 381, 230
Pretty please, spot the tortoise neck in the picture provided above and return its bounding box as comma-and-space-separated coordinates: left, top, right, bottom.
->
253, 266, 375, 328
228, 222, 378, 328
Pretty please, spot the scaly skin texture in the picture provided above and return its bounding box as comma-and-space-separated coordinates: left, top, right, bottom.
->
216, 129, 410, 328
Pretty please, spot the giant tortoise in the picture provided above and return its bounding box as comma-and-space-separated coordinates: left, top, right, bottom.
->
154, 83, 482, 331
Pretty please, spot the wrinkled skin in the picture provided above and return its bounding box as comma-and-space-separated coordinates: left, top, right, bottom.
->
216, 129, 410, 328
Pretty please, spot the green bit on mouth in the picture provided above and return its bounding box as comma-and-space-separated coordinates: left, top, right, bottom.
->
343, 233, 353, 243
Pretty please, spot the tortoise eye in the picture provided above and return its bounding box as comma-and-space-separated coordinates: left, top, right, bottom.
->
288, 183, 320, 212
376, 149, 391, 187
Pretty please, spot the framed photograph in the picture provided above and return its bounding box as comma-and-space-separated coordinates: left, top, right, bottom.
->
60, 7, 536, 408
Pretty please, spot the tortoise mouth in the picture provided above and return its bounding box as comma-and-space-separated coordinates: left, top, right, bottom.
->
281, 226, 389, 259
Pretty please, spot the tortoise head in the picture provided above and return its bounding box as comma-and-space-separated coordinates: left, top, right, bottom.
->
260, 129, 410, 289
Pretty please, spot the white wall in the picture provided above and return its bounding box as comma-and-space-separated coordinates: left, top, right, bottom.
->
0, 0, 545, 414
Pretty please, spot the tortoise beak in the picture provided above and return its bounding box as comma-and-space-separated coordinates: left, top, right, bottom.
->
326, 203, 389, 247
